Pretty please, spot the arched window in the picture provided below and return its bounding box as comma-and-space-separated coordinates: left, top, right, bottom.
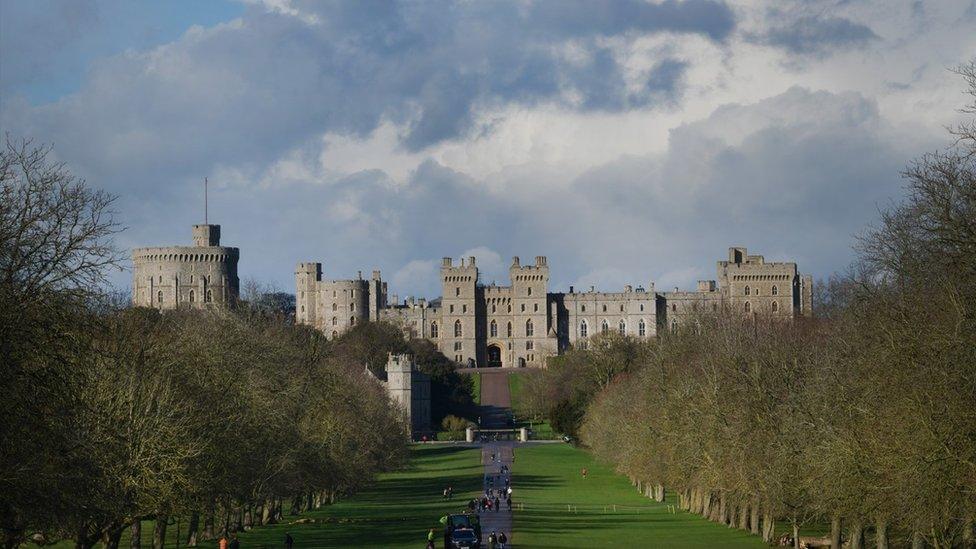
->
490, 320, 498, 338
189, 290, 195, 303
602, 304, 607, 312
744, 302, 751, 313
640, 304, 644, 312
350, 302, 355, 311
492, 304, 496, 313
601, 319, 609, 334
772, 285, 779, 296
332, 317, 338, 325
157, 291, 163, 304
206, 289, 213, 303
332, 331, 338, 339
671, 303, 676, 312
521, 304, 525, 312
771, 301, 778, 313
454, 320, 462, 337
638, 319, 646, 337
507, 322, 513, 337
620, 304, 624, 312
431, 322, 438, 338
581, 305, 586, 312
580, 320, 588, 338
525, 319, 534, 337
527, 287, 532, 296
533, 303, 538, 312
350, 316, 356, 325
332, 303, 337, 311
526, 341, 534, 350
618, 319, 626, 335
456, 287, 460, 296
507, 304, 512, 313
744, 285, 751, 296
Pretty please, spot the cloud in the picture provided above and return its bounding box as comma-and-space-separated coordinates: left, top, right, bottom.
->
761, 15, 878, 56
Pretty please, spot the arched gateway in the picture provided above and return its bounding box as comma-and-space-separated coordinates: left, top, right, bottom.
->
486, 344, 503, 368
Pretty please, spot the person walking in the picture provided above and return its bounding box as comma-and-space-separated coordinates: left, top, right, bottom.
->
487, 531, 497, 549
448, 485, 453, 499
493, 496, 500, 512
427, 527, 436, 549
218, 536, 229, 549
506, 495, 512, 511
498, 531, 508, 549
284, 532, 294, 549
443, 487, 449, 499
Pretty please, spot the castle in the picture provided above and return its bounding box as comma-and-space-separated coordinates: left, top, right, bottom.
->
366, 354, 431, 433
296, 247, 813, 368
131, 224, 240, 309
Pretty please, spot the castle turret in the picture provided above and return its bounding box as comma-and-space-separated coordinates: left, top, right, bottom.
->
385, 353, 431, 434
295, 262, 322, 327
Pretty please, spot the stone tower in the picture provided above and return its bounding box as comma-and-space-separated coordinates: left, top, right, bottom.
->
295, 262, 322, 327
132, 224, 239, 309
440, 257, 480, 366
385, 353, 431, 433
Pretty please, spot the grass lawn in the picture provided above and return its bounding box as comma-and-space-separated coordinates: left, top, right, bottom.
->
39, 445, 482, 549
513, 444, 766, 549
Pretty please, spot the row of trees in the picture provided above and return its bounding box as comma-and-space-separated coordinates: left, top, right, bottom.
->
0, 141, 410, 548
523, 63, 976, 548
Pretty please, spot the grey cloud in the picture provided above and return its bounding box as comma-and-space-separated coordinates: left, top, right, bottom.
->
755, 14, 878, 57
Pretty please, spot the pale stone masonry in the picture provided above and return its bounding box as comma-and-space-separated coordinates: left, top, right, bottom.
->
295, 247, 812, 368
132, 224, 239, 309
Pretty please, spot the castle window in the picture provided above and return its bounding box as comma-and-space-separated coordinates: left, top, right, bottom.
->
454, 320, 462, 337
526, 319, 534, 337
533, 303, 538, 312
189, 290, 195, 303
206, 289, 212, 303
300, 305, 304, 313
450, 305, 455, 313
333, 303, 337, 311
332, 331, 338, 339
350, 303, 355, 311
462, 304, 467, 313
431, 322, 438, 338
620, 304, 625, 312
158, 275, 162, 283
618, 320, 626, 335
521, 304, 525, 312
602, 304, 607, 312
157, 291, 163, 304
351, 289, 355, 298
456, 287, 460, 297
490, 320, 498, 338
744, 302, 751, 313
671, 320, 677, 333
332, 317, 338, 326
671, 304, 676, 312
454, 342, 462, 351
640, 304, 644, 312
333, 290, 336, 298
350, 316, 356, 325
601, 320, 609, 334
527, 287, 532, 296
508, 304, 512, 313
190, 275, 194, 284
507, 322, 513, 337
492, 304, 496, 313
526, 340, 534, 350
772, 285, 779, 296
581, 305, 586, 312
580, 320, 588, 338
638, 319, 646, 337
771, 301, 778, 313
744, 285, 751, 296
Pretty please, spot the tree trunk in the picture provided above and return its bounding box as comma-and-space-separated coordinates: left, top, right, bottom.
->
656, 484, 665, 503
762, 511, 775, 543
793, 521, 800, 549
203, 510, 214, 540
262, 499, 274, 525
729, 504, 738, 528
750, 502, 760, 535
275, 497, 283, 521
152, 516, 167, 549
849, 523, 864, 549
244, 506, 253, 531
235, 506, 243, 532
130, 521, 141, 549
718, 493, 728, 525
830, 516, 842, 549
876, 517, 888, 549
738, 503, 749, 530
911, 531, 924, 549
104, 525, 123, 549
186, 512, 199, 546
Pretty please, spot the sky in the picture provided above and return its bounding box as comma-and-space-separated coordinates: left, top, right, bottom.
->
1, 0, 974, 299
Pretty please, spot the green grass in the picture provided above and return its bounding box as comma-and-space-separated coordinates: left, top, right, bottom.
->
40, 445, 483, 549
507, 371, 524, 408
513, 444, 767, 548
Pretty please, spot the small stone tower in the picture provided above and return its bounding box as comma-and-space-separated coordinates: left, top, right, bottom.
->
385, 353, 431, 434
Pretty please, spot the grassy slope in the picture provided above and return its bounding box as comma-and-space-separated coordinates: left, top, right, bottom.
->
43, 445, 482, 549
513, 444, 766, 549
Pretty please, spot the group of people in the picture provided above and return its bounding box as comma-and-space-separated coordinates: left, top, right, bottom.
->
485, 530, 508, 548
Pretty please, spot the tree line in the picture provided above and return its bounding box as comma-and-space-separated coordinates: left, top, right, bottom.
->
0, 141, 416, 548
521, 63, 976, 549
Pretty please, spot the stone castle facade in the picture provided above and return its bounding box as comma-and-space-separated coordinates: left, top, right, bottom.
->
295, 247, 813, 368
366, 353, 431, 433
131, 224, 240, 309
